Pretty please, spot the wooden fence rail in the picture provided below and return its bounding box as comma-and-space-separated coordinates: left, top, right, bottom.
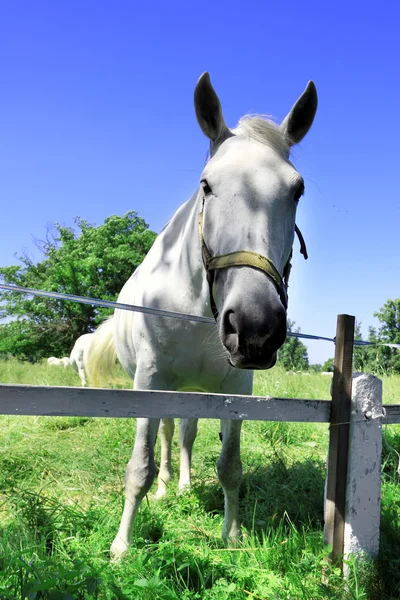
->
0, 384, 330, 421
0, 384, 397, 423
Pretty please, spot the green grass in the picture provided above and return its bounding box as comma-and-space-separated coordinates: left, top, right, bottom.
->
0, 360, 399, 599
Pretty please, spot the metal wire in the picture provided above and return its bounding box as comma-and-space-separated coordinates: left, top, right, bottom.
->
0, 282, 399, 349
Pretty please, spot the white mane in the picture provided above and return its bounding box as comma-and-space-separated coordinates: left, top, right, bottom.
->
232, 115, 290, 156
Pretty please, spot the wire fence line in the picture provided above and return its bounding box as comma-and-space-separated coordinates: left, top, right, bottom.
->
1, 283, 399, 350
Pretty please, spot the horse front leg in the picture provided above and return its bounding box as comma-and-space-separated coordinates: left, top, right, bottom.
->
178, 418, 198, 491
111, 417, 160, 559
154, 418, 175, 499
217, 419, 243, 543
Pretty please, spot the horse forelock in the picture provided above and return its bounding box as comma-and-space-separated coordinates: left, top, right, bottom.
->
232, 115, 290, 157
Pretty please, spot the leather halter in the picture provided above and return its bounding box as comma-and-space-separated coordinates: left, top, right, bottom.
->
198, 192, 308, 320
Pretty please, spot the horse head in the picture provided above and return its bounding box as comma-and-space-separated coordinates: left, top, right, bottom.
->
194, 73, 317, 369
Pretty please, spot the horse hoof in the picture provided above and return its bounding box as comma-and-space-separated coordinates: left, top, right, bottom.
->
154, 487, 167, 500
178, 482, 191, 495
110, 537, 129, 561
222, 528, 242, 547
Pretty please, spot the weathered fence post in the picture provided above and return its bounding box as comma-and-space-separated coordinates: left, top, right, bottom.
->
324, 314, 355, 569
343, 372, 382, 574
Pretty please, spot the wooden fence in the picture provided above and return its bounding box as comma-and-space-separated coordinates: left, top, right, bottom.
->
1, 314, 399, 574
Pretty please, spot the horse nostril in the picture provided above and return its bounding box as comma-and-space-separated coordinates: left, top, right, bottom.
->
223, 310, 237, 336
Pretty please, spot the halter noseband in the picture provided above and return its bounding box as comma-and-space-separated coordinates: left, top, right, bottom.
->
198, 193, 308, 320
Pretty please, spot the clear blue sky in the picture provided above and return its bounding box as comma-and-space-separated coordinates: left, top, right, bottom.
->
1, 1, 399, 364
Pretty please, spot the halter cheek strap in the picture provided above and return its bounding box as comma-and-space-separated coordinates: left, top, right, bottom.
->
198, 195, 308, 320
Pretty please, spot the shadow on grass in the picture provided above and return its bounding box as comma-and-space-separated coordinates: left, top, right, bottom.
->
193, 457, 326, 535
192, 455, 400, 599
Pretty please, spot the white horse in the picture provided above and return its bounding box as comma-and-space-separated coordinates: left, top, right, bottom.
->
87, 73, 318, 558
69, 333, 96, 386
47, 356, 70, 368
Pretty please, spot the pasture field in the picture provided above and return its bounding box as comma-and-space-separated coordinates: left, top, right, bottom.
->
0, 359, 399, 599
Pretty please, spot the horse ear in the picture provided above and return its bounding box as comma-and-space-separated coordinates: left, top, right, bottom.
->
280, 81, 318, 146
194, 72, 227, 142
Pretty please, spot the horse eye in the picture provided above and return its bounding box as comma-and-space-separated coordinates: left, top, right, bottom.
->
201, 180, 212, 196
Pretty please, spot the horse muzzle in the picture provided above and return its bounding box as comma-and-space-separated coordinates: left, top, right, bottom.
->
220, 300, 287, 370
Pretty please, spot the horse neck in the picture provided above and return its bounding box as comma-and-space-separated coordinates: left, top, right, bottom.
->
157, 189, 209, 313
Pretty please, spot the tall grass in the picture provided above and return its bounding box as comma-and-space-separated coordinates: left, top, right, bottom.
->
0, 360, 399, 598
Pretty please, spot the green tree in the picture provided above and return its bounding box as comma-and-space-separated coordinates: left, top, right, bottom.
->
277, 320, 309, 371
352, 303, 400, 375
322, 358, 334, 372
0, 212, 157, 361
370, 299, 400, 374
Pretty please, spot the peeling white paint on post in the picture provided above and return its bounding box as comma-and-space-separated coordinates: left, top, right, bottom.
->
343, 373, 382, 573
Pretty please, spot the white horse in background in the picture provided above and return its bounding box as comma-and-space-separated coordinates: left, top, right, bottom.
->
69, 333, 96, 386
87, 73, 318, 558
47, 356, 70, 368
47, 357, 59, 366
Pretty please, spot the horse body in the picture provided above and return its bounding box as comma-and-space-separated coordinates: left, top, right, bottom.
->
88, 73, 317, 558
